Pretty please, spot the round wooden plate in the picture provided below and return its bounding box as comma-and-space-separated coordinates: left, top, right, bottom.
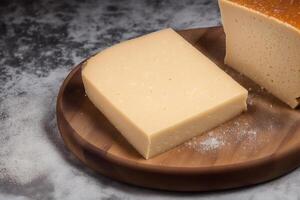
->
57, 27, 300, 191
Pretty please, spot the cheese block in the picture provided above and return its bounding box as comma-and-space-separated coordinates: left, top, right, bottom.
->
82, 28, 248, 159
219, 0, 300, 108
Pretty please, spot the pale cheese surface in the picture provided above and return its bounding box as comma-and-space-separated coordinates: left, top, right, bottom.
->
82, 28, 248, 158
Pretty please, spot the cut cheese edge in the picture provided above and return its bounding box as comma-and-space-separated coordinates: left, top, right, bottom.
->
82, 28, 248, 159
219, 0, 300, 108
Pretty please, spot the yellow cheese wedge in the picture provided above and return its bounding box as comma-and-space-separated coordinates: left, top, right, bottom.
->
219, 0, 300, 108
82, 28, 248, 159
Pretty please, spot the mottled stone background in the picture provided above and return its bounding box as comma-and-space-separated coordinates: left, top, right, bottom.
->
1, 0, 300, 199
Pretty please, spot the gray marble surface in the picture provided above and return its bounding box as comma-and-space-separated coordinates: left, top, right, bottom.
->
0, 0, 299, 199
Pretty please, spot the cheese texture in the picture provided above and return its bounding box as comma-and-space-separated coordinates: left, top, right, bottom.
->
82, 28, 248, 159
219, 0, 300, 108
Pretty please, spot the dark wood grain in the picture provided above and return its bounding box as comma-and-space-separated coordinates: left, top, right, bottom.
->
56, 27, 300, 191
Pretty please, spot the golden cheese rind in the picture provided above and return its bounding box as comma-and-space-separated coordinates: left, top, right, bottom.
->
219, 0, 300, 108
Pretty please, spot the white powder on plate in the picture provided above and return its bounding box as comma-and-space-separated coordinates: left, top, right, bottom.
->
183, 116, 261, 153
199, 137, 225, 151
184, 135, 225, 152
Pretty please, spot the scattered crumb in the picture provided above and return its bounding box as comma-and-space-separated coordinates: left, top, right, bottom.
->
184, 136, 225, 152
247, 93, 255, 106
247, 130, 257, 140
200, 137, 225, 151
183, 116, 264, 153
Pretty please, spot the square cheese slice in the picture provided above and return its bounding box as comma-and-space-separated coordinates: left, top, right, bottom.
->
219, 0, 300, 108
82, 28, 248, 159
